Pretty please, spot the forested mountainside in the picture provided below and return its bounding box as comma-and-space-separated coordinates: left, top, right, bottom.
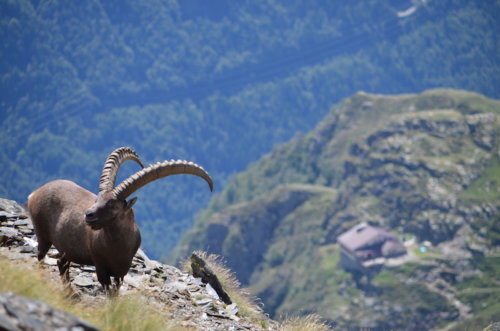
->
175, 89, 500, 329
1, 0, 499, 258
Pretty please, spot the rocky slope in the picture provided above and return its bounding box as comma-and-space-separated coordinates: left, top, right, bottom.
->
174, 89, 500, 329
0, 198, 279, 331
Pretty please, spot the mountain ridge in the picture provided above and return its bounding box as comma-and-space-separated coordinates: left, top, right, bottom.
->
174, 88, 500, 329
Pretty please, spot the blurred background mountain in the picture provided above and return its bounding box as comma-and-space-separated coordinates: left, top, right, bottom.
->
175, 89, 500, 329
1, 0, 498, 262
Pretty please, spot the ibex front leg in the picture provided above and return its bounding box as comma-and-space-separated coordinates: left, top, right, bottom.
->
96, 266, 119, 296
113, 276, 123, 295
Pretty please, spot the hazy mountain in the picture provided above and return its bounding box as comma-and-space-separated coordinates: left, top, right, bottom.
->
174, 89, 500, 329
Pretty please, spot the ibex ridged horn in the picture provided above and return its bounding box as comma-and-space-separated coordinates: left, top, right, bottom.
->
113, 159, 213, 200
99, 147, 144, 193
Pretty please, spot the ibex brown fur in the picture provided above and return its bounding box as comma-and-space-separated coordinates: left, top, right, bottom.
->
27, 147, 213, 292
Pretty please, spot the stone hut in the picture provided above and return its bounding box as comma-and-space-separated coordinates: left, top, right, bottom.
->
338, 222, 406, 272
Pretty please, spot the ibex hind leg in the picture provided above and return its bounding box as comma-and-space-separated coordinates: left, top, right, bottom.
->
57, 253, 71, 283
56, 253, 77, 298
36, 240, 51, 262
34, 236, 51, 275
32, 220, 51, 262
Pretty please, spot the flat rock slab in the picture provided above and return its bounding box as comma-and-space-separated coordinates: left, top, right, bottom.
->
73, 275, 97, 287
0, 199, 28, 217
0, 292, 99, 331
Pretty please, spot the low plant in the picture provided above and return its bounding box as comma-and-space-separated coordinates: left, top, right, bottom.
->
183, 250, 265, 322
278, 314, 332, 331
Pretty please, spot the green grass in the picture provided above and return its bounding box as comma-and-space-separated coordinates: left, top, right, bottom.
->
459, 156, 500, 246
372, 270, 398, 287
380, 282, 455, 314
460, 157, 500, 202
307, 244, 360, 311
395, 262, 424, 276
451, 302, 500, 331
451, 256, 500, 330
372, 260, 458, 329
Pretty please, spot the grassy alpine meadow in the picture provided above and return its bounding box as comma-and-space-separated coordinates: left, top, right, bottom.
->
0, 256, 180, 331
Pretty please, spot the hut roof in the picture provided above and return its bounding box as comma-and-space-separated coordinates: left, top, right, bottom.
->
338, 222, 398, 252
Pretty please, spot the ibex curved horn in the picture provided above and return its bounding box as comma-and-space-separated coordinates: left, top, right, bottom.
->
113, 160, 213, 200
99, 147, 144, 193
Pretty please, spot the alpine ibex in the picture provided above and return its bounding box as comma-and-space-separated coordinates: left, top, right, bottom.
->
27, 147, 213, 292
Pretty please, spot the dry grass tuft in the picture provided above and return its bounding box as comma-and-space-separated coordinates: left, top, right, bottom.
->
279, 314, 333, 331
0, 256, 69, 308
92, 295, 168, 331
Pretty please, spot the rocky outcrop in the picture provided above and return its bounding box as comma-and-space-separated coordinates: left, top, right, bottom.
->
336, 108, 497, 244
189, 184, 330, 285
190, 252, 233, 305
0, 292, 99, 331
0, 198, 278, 330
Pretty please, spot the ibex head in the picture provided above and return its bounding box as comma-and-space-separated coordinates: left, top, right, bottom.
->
85, 192, 138, 230
85, 147, 142, 230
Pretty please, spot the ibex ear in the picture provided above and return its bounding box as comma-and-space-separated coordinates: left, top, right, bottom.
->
125, 197, 138, 210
